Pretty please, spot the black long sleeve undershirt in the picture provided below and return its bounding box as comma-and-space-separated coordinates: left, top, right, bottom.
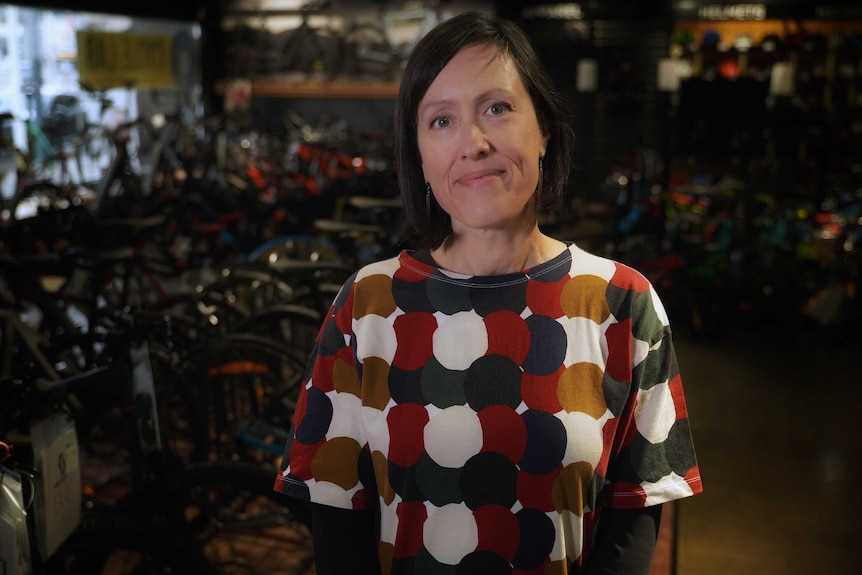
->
584, 504, 663, 575
308, 502, 662, 575
311, 503, 382, 575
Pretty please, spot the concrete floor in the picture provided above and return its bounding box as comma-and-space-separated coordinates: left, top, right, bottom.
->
671, 327, 861, 574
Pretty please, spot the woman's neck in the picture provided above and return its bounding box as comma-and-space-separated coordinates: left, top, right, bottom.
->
430, 227, 566, 276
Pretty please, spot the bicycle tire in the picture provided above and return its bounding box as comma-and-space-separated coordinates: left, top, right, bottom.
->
206, 264, 299, 315
234, 302, 321, 357
149, 340, 211, 463
147, 288, 251, 343
247, 233, 341, 264
42, 512, 220, 575
175, 332, 308, 463
250, 235, 351, 315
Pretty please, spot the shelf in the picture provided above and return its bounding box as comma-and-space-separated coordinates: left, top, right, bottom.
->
215, 78, 400, 99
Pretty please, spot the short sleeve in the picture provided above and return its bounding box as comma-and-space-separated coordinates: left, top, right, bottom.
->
602, 285, 703, 508
274, 276, 377, 511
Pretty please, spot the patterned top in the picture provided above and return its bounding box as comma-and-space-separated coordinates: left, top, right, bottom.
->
275, 244, 702, 574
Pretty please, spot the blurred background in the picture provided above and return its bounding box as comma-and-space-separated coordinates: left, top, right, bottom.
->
0, 1, 859, 574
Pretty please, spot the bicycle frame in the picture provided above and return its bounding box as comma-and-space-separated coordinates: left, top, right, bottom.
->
0, 308, 60, 382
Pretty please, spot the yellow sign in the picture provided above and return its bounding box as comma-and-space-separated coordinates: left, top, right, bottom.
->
76, 31, 174, 90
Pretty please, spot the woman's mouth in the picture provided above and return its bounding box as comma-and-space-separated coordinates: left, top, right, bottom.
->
458, 169, 502, 186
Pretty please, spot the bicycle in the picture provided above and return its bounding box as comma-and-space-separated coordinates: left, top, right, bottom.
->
2, 301, 314, 574
0, 112, 82, 223
1, 110, 84, 186
0, 359, 220, 575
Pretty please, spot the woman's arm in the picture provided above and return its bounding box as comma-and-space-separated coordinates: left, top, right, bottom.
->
585, 504, 663, 575
311, 503, 382, 575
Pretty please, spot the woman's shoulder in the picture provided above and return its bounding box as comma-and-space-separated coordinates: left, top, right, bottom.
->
567, 244, 656, 295
353, 252, 408, 281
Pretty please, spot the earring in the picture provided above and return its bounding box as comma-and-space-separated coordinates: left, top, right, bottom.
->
425, 181, 432, 218
536, 157, 544, 208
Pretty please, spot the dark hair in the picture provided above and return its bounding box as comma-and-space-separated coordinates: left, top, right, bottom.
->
394, 11, 574, 250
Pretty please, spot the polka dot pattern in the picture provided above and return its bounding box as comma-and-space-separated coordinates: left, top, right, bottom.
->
519, 410, 567, 475
478, 405, 527, 463
461, 452, 518, 510
425, 406, 483, 469
354, 313, 396, 364
421, 357, 467, 409
393, 312, 437, 371
484, 310, 530, 365
277, 245, 703, 573
513, 509, 556, 570
424, 504, 477, 565
387, 403, 428, 467
464, 355, 522, 411
474, 505, 520, 561
416, 453, 462, 507
294, 387, 331, 444
561, 411, 604, 468
389, 364, 426, 406
433, 311, 488, 371
523, 315, 567, 376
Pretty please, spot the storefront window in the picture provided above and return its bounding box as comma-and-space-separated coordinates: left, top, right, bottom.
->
0, 4, 200, 198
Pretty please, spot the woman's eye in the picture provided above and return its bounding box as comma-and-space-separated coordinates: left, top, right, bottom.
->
488, 103, 509, 115
432, 116, 450, 128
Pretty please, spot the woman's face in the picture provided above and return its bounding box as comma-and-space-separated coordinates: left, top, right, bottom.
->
417, 43, 548, 235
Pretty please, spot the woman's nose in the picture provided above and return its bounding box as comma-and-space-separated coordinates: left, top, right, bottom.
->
460, 123, 491, 159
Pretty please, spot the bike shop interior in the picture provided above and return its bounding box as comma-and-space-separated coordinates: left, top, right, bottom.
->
1, 1, 860, 575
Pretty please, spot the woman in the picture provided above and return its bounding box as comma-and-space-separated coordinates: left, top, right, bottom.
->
275, 11, 702, 575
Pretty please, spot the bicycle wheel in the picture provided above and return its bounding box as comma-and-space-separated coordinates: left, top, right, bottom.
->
234, 302, 321, 358
147, 288, 251, 344
149, 340, 210, 463
177, 333, 308, 463
206, 264, 299, 316
43, 513, 220, 575
248, 233, 341, 264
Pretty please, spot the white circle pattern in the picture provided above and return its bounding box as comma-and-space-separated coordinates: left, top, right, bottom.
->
424, 405, 483, 468
423, 504, 478, 565
354, 314, 397, 363
634, 381, 677, 444
560, 411, 604, 468
432, 311, 488, 370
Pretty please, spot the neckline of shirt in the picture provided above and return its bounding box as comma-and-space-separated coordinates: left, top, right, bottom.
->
400, 242, 575, 288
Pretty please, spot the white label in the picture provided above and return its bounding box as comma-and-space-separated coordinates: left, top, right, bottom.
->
31, 415, 81, 560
